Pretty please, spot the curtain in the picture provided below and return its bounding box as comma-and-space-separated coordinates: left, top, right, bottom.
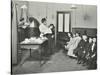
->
11, 1, 18, 64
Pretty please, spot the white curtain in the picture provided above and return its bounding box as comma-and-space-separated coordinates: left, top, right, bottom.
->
11, 1, 18, 64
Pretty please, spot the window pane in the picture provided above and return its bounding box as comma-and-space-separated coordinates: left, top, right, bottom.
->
58, 14, 63, 32
65, 13, 70, 32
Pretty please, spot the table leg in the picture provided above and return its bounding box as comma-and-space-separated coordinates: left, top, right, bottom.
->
30, 49, 31, 57
39, 47, 46, 67
19, 49, 30, 66
38, 48, 41, 67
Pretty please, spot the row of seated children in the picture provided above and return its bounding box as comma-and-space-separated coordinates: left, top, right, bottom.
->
65, 32, 97, 69
74, 35, 97, 69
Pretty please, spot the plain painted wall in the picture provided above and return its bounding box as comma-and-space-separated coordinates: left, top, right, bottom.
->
28, 2, 97, 29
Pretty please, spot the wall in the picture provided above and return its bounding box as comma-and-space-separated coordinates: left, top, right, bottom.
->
28, 2, 97, 29
28, 2, 97, 36
72, 28, 97, 37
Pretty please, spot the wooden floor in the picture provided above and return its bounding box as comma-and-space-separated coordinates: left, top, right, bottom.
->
12, 50, 88, 74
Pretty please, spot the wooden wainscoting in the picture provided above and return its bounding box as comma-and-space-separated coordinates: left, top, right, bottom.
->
72, 28, 97, 37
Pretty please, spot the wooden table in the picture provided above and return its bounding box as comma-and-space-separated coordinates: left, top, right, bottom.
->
18, 39, 47, 66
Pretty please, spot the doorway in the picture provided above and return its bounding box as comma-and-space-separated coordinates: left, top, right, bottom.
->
57, 12, 71, 32
54, 11, 71, 46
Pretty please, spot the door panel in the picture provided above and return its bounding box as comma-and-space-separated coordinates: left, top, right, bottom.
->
64, 13, 70, 32
57, 12, 71, 32
58, 13, 63, 32
55, 12, 71, 45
